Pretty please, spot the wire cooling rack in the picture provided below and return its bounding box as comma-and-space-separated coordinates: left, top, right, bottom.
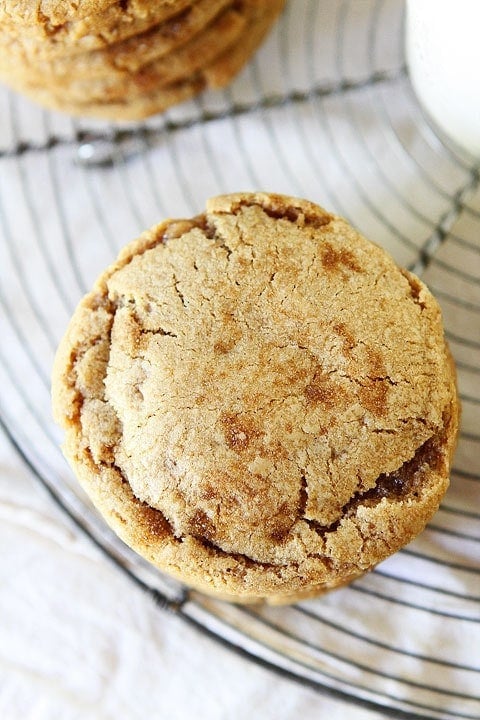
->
1, 1, 479, 718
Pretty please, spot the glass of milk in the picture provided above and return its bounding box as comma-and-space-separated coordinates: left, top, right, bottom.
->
406, 0, 480, 158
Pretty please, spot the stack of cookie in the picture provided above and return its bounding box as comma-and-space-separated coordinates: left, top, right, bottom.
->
0, 0, 285, 120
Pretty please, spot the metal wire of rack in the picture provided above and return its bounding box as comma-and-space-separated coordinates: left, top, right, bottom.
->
0, 1, 479, 718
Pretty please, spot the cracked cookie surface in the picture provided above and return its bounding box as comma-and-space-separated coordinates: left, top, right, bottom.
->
52, 192, 459, 603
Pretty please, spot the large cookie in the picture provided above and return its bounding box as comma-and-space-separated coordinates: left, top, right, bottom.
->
0, 0, 117, 26
203, 0, 283, 88
0, 0, 230, 70
2, 0, 285, 119
0, 0, 194, 57
3, 4, 247, 98
52, 193, 459, 604
21, 76, 205, 120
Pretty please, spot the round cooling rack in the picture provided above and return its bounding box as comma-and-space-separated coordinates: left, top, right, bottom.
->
1, 1, 479, 718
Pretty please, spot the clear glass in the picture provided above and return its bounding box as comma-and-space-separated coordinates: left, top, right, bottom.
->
406, 0, 480, 157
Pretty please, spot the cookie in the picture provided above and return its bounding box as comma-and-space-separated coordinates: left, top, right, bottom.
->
0, 0, 195, 61
3, 4, 247, 98
42, 0, 232, 76
204, 0, 284, 88
0, 0, 117, 26
52, 193, 459, 604
19, 76, 205, 120
2, 0, 285, 119
0, 0, 219, 63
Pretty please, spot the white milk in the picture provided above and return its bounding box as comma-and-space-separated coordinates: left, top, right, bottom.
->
406, 0, 480, 157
